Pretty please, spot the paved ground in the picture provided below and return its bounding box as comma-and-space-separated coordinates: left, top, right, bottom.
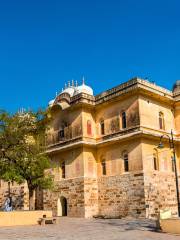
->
0, 217, 179, 240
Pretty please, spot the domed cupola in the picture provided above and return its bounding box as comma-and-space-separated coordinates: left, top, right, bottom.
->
61, 81, 76, 97
74, 78, 93, 96
173, 80, 180, 93
48, 99, 55, 107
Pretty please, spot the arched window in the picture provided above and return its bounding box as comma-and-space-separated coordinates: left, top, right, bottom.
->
101, 159, 106, 175
87, 120, 92, 136
159, 112, 165, 130
153, 153, 158, 170
122, 151, 129, 172
122, 111, 127, 129
59, 129, 65, 139
59, 122, 67, 140
100, 119, 105, 135
61, 161, 65, 178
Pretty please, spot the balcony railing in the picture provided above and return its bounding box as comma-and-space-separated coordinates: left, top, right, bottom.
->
46, 126, 82, 146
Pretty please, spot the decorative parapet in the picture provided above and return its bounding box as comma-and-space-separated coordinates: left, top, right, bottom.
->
70, 93, 95, 105
95, 78, 173, 105
173, 90, 180, 102
137, 78, 172, 96
51, 78, 176, 110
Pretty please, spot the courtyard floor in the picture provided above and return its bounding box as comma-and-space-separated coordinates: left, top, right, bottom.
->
0, 217, 179, 240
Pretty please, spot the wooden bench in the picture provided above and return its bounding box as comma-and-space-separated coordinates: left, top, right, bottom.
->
38, 217, 60, 226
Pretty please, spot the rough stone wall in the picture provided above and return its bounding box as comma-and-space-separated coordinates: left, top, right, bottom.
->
84, 178, 98, 218
43, 177, 85, 217
43, 177, 99, 218
97, 172, 146, 218
144, 171, 180, 219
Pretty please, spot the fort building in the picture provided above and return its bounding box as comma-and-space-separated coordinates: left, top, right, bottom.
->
0, 77, 180, 219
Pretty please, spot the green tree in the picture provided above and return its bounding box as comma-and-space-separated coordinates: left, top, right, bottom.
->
0, 110, 53, 210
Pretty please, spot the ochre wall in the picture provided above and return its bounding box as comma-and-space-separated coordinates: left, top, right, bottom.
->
139, 95, 175, 132
95, 95, 140, 138
50, 147, 84, 179
97, 140, 143, 177
174, 103, 180, 136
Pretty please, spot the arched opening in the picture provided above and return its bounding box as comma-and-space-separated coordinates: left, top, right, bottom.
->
87, 120, 92, 136
57, 196, 67, 216
159, 112, 165, 130
121, 111, 127, 129
100, 119, 105, 135
122, 150, 129, 172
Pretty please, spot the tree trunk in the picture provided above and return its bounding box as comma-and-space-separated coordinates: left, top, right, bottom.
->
28, 187, 35, 211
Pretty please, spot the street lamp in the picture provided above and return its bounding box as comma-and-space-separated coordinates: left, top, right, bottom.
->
157, 130, 180, 217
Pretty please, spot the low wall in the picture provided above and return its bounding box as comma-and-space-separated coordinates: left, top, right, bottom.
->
160, 218, 180, 234
0, 210, 52, 226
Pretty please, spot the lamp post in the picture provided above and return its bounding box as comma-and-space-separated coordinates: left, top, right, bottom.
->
158, 130, 180, 217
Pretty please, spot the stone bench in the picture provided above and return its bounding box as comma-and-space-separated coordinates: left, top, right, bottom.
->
38, 217, 60, 226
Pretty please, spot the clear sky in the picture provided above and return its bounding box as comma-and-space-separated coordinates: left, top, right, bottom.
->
0, 0, 180, 112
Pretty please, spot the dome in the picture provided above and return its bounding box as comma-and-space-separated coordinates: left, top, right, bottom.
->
74, 82, 93, 96
48, 99, 55, 107
173, 80, 180, 93
61, 86, 75, 97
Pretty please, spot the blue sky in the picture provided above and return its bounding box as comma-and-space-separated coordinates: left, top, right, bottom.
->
0, 0, 180, 112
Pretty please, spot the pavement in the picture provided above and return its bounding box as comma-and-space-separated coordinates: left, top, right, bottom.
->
0, 217, 179, 240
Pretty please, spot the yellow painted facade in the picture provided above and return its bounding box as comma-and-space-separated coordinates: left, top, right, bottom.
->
1, 77, 180, 219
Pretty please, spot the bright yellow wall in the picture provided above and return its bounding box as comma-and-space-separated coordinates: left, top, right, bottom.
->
139, 95, 175, 132
96, 139, 143, 177
141, 138, 180, 173
50, 147, 84, 179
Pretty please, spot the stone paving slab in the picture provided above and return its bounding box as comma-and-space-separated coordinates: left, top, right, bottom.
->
0, 217, 179, 240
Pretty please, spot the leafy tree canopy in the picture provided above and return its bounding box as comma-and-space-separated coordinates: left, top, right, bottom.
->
0, 109, 53, 209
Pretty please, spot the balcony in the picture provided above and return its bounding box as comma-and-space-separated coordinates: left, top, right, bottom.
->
46, 126, 83, 150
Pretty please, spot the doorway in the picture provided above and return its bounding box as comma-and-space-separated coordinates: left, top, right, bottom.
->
57, 196, 67, 216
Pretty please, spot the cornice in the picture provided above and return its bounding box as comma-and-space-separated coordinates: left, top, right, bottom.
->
51, 77, 178, 111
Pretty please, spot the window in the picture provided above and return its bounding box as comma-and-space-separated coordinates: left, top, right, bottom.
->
159, 112, 165, 130
153, 154, 158, 170
122, 111, 127, 129
101, 160, 106, 175
123, 152, 129, 172
100, 119, 105, 135
59, 129, 64, 139
87, 120, 92, 136
61, 161, 65, 178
